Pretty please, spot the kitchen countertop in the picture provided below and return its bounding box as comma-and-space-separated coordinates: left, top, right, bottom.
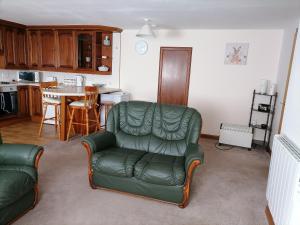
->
42, 86, 121, 96
0, 82, 40, 87
0, 83, 121, 96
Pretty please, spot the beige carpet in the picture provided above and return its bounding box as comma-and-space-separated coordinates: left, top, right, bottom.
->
14, 138, 270, 225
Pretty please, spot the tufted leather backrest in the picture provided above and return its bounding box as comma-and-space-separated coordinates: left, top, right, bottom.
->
106, 101, 201, 156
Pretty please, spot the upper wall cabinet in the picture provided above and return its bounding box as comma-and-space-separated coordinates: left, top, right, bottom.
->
0, 19, 122, 74
77, 32, 94, 70
57, 30, 75, 70
0, 26, 4, 54
0, 27, 4, 68
27, 30, 40, 68
3, 26, 28, 69
40, 30, 57, 69
98, 32, 112, 74
15, 29, 27, 68
4, 27, 16, 68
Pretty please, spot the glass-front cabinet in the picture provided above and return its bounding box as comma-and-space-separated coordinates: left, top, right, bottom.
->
77, 32, 94, 70
76, 31, 112, 74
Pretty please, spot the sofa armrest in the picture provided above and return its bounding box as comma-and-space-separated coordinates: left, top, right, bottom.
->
185, 143, 204, 172
0, 144, 43, 168
81, 131, 116, 154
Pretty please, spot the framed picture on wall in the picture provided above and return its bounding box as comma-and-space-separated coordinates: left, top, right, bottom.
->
224, 43, 249, 65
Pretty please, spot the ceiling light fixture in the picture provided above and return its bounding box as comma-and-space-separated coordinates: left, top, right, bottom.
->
136, 18, 155, 38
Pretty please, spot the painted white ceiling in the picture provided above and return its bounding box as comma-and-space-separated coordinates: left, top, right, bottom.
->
0, 0, 299, 29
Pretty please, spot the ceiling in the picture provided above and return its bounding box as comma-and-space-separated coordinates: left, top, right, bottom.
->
0, 0, 299, 29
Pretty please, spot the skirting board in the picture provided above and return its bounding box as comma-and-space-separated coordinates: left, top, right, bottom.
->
201, 134, 219, 140
265, 205, 275, 225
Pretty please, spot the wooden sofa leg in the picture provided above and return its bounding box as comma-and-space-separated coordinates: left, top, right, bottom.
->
33, 149, 44, 207
81, 142, 97, 189
179, 160, 201, 208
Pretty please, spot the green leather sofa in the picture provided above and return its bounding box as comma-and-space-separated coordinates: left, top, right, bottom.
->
0, 136, 44, 225
81, 101, 204, 208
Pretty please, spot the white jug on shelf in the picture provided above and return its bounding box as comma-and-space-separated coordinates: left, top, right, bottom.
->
259, 79, 268, 94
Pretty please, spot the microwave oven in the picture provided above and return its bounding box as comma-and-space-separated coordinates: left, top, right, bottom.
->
18, 71, 40, 82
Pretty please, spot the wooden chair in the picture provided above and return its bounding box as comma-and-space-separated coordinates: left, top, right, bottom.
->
38, 81, 61, 138
99, 101, 114, 127
67, 86, 100, 141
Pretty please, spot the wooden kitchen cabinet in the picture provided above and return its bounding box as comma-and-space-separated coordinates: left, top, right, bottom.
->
15, 29, 27, 68
76, 31, 94, 70
4, 27, 16, 68
40, 30, 57, 69
17, 86, 30, 117
0, 27, 4, 68
0, 26, 4, 54
1, 18, 121, 74
29, 86, 43, 122
27, 30, 40, 68
3, 27, 28, 69
57, 30, 75, 69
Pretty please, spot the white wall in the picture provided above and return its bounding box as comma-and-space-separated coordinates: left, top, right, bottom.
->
270, 20, 299, 146
282, 22, 300, 147
120, 29, 283, 135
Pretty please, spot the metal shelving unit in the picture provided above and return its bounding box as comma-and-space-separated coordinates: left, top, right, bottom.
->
249, 90, 277, 148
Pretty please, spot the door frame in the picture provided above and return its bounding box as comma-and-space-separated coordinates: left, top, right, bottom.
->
157, 47, 192, 105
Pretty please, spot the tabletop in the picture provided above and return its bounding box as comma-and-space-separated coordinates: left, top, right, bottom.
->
42, 86, 121, 97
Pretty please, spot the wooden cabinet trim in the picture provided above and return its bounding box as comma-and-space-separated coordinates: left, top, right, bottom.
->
0, 19, 26, 29
27, 25, 122, 33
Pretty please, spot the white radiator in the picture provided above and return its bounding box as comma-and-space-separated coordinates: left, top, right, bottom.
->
219, 123, 253, 149
266, 135, 300, 225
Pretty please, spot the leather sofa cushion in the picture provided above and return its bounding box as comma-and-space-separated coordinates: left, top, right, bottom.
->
118, 101, 155, 136
0, 170, 35, 209
134, 153, 185, 186
115, 131, 151, 152
149, 104, 200, 156
92, 148, 146, 177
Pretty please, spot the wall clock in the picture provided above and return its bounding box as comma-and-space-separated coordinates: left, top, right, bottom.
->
135, 40, 148, 55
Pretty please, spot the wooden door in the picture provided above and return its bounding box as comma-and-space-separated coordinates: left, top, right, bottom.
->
27, 30, 40, 68
15, 29, 27, 68
57, 30, 75, 69
40, 30, 57, 68
157, 47, 192, 106
4, 27, 16, 67
17, 86, 30, 117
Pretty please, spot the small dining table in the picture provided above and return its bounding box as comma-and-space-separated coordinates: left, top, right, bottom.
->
43, 86, 120, 141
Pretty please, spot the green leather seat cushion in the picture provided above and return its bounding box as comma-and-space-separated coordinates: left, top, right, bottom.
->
92, 147, 146, 178
0, 169, 35, 209
134, 153, 185, 186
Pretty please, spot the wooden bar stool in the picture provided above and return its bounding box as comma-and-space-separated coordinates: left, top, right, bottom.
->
38, 81, 61, 138
67, 86, 100, 141
99, 101, 114, 127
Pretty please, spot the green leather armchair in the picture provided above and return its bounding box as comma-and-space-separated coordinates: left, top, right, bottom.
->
82, 101, 204, 208
0, 135, 44, 225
